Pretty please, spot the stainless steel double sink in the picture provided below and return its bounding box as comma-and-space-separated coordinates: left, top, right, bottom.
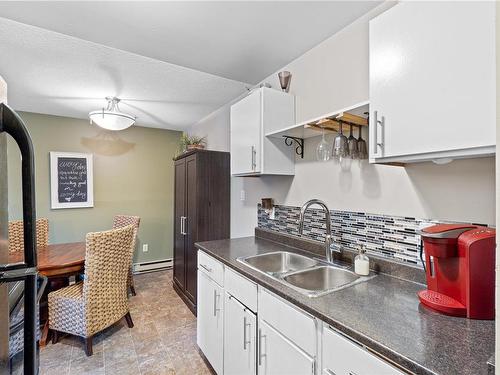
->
237, 251, 374, 297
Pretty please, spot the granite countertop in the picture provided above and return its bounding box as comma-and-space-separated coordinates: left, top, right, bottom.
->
195, 235, 495, 375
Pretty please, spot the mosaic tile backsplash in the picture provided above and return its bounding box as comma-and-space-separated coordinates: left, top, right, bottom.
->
257, 204, 442, 267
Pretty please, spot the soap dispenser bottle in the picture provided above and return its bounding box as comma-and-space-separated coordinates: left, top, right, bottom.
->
354, 245, 370, 276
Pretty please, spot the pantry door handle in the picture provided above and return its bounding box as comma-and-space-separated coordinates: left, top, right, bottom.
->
180, 216, 187, 235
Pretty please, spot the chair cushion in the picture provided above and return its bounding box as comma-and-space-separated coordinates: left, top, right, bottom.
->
9, 306, 41, 358
48, 282, 86, 337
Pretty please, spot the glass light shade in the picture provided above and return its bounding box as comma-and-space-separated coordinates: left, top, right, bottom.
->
89, 97, 136, 131
89, 109, 135, 131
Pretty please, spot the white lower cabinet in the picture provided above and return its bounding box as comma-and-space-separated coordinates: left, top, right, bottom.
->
258, 319, 315, 375
258, 288, 316, 356
322, 325, 403, 375
197, 269, 224, 375
224, 293, 257, 375
197, 251, 406, 375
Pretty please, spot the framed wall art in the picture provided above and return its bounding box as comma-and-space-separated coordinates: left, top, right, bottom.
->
50, 152, 94, 209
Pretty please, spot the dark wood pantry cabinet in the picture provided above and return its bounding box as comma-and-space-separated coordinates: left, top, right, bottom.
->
172, 149, 230, 314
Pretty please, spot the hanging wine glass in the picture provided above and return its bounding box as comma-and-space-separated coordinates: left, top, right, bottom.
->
316, 128, 331, 162
347, 125, 359, 159
332, 121, 349, 160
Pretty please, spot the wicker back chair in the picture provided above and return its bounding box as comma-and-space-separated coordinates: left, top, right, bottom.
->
48, 225, 136, 356
112, 215, 140, 296
8, 218, 49, 253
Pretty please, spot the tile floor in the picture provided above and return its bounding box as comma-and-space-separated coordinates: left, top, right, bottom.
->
15, 269, 212, 375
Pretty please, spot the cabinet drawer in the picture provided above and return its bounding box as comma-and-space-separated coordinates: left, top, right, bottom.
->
224, 267, 258, 311
323, 325, 404, 375
198, 250, 224, 286
258, 319, 314, 375
258, 288, 316, 356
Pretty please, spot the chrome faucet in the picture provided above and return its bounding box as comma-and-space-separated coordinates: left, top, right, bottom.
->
298, 199, 340, 263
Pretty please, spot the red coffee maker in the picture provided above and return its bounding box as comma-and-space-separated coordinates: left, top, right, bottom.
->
418, 224, 495, 320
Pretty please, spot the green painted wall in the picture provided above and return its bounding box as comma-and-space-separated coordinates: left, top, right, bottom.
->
7, 111, 181, 264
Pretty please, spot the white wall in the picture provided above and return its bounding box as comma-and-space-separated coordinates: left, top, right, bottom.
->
193, 105, 231, 153
189, 2, 496, 238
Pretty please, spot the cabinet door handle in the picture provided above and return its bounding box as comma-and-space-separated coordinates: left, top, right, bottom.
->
251, 145, 253, 170
258, 328, 265, 366
243, 316, 251, 350
213, 289, 217, 316
324, 369, 337, 375
251, 145, 256, 171
213, 290, 220, 317
372, 110, 384, 157
243, 316, 247, 350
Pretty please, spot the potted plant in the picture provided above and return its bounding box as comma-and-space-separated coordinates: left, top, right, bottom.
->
180, 133, 207, 152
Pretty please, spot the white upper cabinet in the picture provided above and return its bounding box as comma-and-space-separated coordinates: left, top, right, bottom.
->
230, 87, 295, 176
369, 1, 495, 163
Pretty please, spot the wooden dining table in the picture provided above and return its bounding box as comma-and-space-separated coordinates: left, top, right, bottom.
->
9, 242, 86, 277
9, 242, 86, 346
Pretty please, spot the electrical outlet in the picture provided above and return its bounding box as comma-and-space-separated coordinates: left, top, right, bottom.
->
142, 244, 148, 252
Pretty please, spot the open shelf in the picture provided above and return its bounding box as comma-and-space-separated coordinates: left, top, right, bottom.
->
265, 101, 369, 139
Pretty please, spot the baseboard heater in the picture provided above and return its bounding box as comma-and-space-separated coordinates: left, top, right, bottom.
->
132, 258, 172, 274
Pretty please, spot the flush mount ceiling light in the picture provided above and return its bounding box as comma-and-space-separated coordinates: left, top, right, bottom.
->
89, 96, 136, 131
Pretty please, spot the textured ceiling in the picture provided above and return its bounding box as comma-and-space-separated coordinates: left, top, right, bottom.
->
0, 1, 381, 83
0, 17, 248, 130
0, 1, 380, 130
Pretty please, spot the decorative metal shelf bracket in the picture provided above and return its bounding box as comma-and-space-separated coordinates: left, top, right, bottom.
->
282, 135, 304, 159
